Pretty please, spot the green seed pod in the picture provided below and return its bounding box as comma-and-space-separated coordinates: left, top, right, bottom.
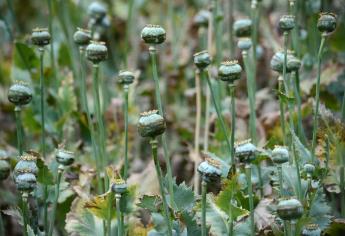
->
276, 198, 303, 221
237, 37, 252, 51
233, 19, 252, 37
86, 41, 108, 64
118, 70, 135, 85
317, 13, 337, 34
271, 146, 289, 164
138, 110, 166, 138
73, 28, 91, 46
14, 154, 38, 177
31, 28, 51, 47
88, 1, 107, 22
193, 50, 211, 70
270, 51, 301, 73
302, 224, 321, 236
15, 172, 37, 192
141, 24, 166, 45
278, 15, 295, 32
0, 151, 10, 180
56, 148, 75, 166
303, 163, 315, 175
111, 178, 128, 194
8, 82, 33, 106
197, 157, 222, 183
235, 140, 257, 163
193, 10, 210, 28
218, 60, 242, 83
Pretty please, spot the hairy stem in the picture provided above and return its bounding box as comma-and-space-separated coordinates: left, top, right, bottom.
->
150, 139, 173, 236
48, 166, 63, 236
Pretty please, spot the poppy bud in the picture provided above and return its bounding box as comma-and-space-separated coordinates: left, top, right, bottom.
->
317, 13, 337, 34
235, 140, 257, 163
138, 110, 166, 138
88, 1, 107, 22
56, 148, 75, 166
198, 156, 222, 183
218, 60, 242, 83
278, 15, 295, 32
73, 28, 91, 46
141, 25, 166, 45
193, 50, 211, 70
0, 151, 10, 180
8, 82, 33, 106
111, 178, 128, 194
233, 19, 252, 37
31, 28, 51, 47
86, 41, 108, 64
276, 198, 303, 221
118, 70, 135, 85
271, 146, 289, 164
15, 172, 37, 192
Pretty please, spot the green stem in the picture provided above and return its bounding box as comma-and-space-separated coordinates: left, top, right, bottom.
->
204, 71, 232, 163
245, 164, 255, 236
293, 144, 302, 201
22, 193, 29, 236
194, 70, 202, 195
39, 49, 46, 159
15, 106, 23, 155
150, 139, 173, 236
203, 81, 211, 152
228, 189, 234, 236
123, 85, 129, 180
124, 0, 134, 67
278, 78, 287, 147
116, 194, 122, 236
48, 166, 63, 236
341, 89, 345, 121
341, 166, 345, 217
311, 35, 326, 160
47, 0, 57, 88
243, 50, 257, 144
290, 221, 296, 236
201, 179, 207, 236
283, 221, 288, 236
257, 163, 264, 198
228, 0, 234, 57
0, 210, 4, 236
251, 0, 259, 64
229, 83, 236, 165
293, 71, 306, 144
148, 46, 175, 206
278, 165, 283, 197
325, 135, 330, 170
106, 192, 113, 236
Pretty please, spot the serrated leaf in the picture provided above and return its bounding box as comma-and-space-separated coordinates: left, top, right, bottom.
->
180, 211, 202, 236
137, 195, 162, 213
36, 158, 54, 185
309, 188, 332, 229
66, 209, 105, 236
57, 74, 77, 114
172, 181, 195, 212
233, 218, 251, 236
27, 226, 36, 236
205, 195, 229, 235
2, 207, 23, 226
13, 42, 39, 71
291, 129, 312, 165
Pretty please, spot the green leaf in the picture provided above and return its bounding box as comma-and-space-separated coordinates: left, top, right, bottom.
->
65, 209, 105, 236
308, 188, 332, 229
233, 219, 251, 236
291, 129, 312, 165
13, 42, 39, 71
180, 211, 202, 236
84, 191, 116, 220
27, 226, 36, 236
2, 207, 23, 226
274, 89, 295, 105
205, 195, 229, 235
58, 43, 72, 67
137, 195, 162, 213
36, 158, 54, 185
172, 181, 195, 212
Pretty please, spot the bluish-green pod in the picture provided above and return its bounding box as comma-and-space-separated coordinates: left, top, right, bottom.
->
138, 110, 166, 138
141, 25, 166, 45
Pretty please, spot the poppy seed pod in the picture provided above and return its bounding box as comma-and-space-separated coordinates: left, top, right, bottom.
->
270, 52, 301, 73
235, 140, 257, 163
111, 178, 128, 194
118, 70, 135, 85
15, 172, 37, 192
141, 25, 166, 45
218, 60, 242, 83
302, 224, 321, 236
193, 50, 211, 70
271, 146, 289, 164
88, 1, 107, 22
276, 198, 303, 221
86, 41, 108, 63
233, 19, 252, 37
73, 28, 91, 46
31, 28, 51, 47
317, 13, 337, 34
237, 37, 252, 51
278, 15, 295, 32
14, 154, 38, 178
193, 10, 210, 28
8, 82, 33, 106
138, 110, 166, 138
303, 163, 315, 175
0, 151, 10, 180
198, 157, 222, 183
56, 148, 75, 166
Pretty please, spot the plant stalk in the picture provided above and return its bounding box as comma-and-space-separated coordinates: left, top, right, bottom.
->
123, 85, 129, 180
115, 194, 122, 236
245, 164, 255, 236
311, 35, 326, 160
150, 139, 173, 236
278, 78, 287, 147
48, 166, 63, 236
292, 71, 306, 144
194, 70, 202, 194
15, 106, 23, 155
148, 46, 175, 206
341, 166, 345, 217
293, 144, 302, 201
22, 193, 29, 236
201, 179, 207, 236
278, 165, 283, 197
229, 83, 236, 165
